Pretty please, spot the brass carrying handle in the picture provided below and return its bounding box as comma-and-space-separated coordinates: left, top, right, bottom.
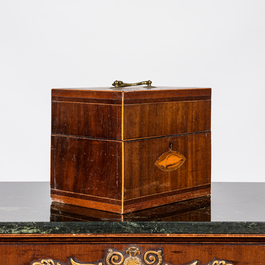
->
112, 80, 152, 88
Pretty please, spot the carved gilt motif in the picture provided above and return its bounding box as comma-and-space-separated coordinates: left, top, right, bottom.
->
32, 260, 61, 265
31, 247, 233, 265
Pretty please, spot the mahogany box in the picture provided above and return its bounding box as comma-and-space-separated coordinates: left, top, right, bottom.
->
50, 85, 211, 214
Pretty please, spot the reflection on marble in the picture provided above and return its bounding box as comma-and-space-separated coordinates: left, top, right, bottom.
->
50, 196, 210, 222
211, 182, 265, 221
0, 182, 265, 222
0, 182, 50, 222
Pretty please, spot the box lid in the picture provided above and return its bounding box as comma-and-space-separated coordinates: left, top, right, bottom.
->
52, 86, 211, 104
52, 86, 211, 140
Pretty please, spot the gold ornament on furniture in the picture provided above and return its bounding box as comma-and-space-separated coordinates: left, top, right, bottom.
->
70, 258, 101, 265
208, 261, 233, 265
31, 247, 233, 265
32, 260, 61, 265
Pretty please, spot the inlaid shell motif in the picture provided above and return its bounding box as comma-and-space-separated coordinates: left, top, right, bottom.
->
155, 151, 186, 172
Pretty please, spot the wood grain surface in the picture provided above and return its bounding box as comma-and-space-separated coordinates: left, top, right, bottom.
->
1, 234, 265, 265
124, 133, 211, 200
51, 136, 122, 200
123, 100, 211, 140
52, 102, 122, 140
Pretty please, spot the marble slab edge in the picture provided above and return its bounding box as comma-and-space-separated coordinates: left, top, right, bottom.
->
0, 222, 265, 234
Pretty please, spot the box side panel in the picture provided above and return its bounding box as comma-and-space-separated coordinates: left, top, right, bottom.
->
123, 100, 211, 139
51, 136, 122, 202
124, 132, 211, 202
52, 101, 122, 140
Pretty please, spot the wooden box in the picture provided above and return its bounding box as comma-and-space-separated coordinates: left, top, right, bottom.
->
51, 86, 211, 214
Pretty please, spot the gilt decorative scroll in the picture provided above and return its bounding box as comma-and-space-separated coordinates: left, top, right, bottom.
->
31, 247, 233, 265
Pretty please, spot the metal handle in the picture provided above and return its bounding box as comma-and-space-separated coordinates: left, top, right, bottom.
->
112, 80, 152, 88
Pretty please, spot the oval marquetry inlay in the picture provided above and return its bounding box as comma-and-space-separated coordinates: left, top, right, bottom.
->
155, 151, 186, 172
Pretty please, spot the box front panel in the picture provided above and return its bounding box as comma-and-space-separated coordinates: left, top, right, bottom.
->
51, 136, 122, 201
124, 132, 211, 202
123, 100, 211, 140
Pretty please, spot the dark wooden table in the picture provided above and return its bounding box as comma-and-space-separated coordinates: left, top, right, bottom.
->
0, 182, 264, 265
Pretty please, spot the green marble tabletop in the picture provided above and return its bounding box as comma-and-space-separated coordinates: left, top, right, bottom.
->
0, 182, 264, 234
